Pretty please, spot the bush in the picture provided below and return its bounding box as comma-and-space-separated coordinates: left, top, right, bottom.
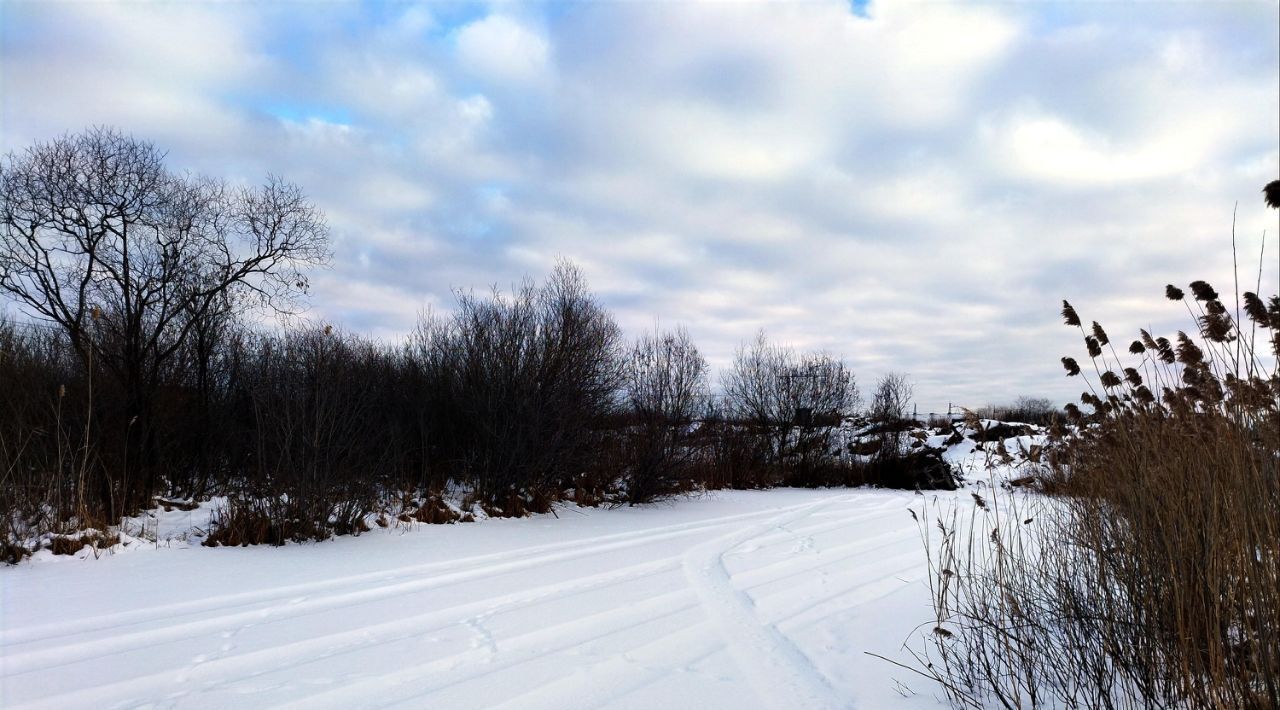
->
721, 331, 859, 483
0, 316, 101, 557
231, 327, 393, 542
409, 261, 623, 508
685, 411, 776, 490
618, 327, 709, 504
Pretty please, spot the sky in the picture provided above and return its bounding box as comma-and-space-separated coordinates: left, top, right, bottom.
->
2, 0, 1278, 413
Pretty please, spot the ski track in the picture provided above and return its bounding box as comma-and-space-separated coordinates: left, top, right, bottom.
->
2, 491, 929, 709
1, 499, 825, 649
3, 497, 903, 671
682, 497, 851, 710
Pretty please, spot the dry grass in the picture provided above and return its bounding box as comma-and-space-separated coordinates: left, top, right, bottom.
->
202, 497, 347, 547
49, 531, 120, 557
915, 276, 1280, 709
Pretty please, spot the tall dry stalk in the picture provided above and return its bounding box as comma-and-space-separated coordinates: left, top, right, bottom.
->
918, 262, 1279, 707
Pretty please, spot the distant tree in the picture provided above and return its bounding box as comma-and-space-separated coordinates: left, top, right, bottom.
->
868, 372, 914, 460
982, 395, 1058, 425
869, 372, 913, 423
0, 127, 329, 514
1012, 395, 1054, 421
722, 331, 857, 471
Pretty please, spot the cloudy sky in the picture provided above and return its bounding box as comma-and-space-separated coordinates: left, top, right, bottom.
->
3, 0, 1278, 412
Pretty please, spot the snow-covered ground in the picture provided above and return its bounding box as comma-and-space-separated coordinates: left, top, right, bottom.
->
2, 422, 1043, 709
2, 488, 966, 709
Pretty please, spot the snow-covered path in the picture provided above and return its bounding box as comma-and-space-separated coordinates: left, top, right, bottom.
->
1, 489, 949, 709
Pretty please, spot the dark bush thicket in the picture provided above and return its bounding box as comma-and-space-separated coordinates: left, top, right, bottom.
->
0, 129, 957, 556
0, 321, 90, 560
409, 261, 623, 510
239, 327, 394, 539
2, 272, 919, 554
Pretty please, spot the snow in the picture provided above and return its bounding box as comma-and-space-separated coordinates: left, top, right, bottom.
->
1, 489, 962, 709
2, 425, 1046, 709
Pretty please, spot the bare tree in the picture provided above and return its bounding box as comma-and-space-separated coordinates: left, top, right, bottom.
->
411, 261, 623, 507
721, 331, 857, 473
1009, 395, 1056, 424
621, 326, 708, 503
868, 372, 914, 460
869, 372, 913, 422
0, 127, 329, 514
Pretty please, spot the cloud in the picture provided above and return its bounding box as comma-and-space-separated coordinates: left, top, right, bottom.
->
454, 15, 551, 85
0, 2, 266, 151
2, 0, 1277, 412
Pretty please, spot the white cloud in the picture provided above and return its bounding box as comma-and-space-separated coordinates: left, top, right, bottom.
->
991, 110, 1198, 184
0, 3, 265, 149
455, 15, 551, 85
2, 0, 1277, 409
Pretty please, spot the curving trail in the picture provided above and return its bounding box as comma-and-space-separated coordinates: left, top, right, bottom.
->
0, 489, 945, 710
681, 497, 850, 710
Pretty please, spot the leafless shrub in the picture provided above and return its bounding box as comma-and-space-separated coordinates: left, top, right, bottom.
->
410, 261, 623, 509
618, 326, 709, 504
203, 496, 336, 547
216, 326, 392, 543
49, 531, 119, 556
721, 331, 858, 484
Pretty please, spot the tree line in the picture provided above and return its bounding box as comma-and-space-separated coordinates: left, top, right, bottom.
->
0, 128, 952, 554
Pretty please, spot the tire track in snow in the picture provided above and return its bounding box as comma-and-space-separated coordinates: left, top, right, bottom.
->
5, 499, 900, 674
1, 499, 827, 649
378, 501, 923, 710
1, 552, 686, 679
3, 557, 691, 710
10, 496, 911, 680
682, 496, 853, 710
268, 500, 910, 708
273, 589, 704, 710
275, 499, 918, 710
6, 494, 915, 709
485, 541, 926, 710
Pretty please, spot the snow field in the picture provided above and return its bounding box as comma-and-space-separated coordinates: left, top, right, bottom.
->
2, 489, 954, 709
